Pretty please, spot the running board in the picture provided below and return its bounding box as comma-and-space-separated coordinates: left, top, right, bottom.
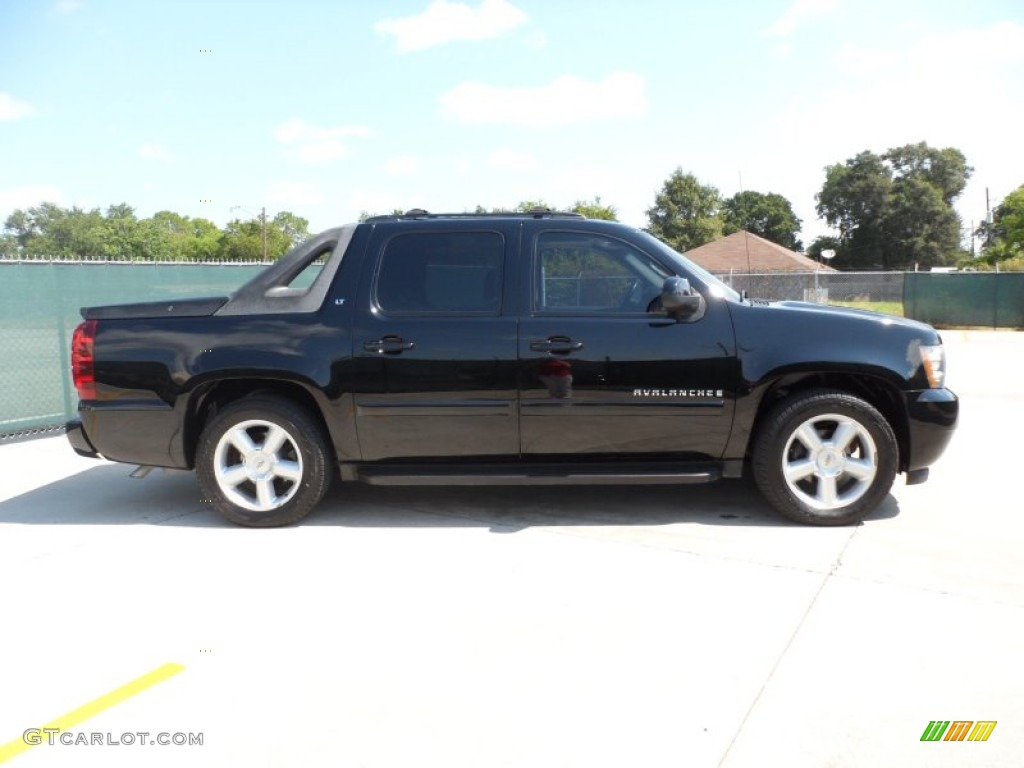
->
352, 462, 721, 487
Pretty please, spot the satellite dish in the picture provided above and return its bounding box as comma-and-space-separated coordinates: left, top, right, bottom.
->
820, 249, 836, 260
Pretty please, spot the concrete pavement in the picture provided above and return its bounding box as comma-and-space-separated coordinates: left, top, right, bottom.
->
0, 331, 1020, 767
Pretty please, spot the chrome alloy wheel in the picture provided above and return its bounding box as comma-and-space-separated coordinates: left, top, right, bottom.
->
781, 413, 878, 511
212, 419, 304, 512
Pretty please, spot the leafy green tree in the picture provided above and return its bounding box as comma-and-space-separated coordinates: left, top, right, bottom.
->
571, 196, 618, 220
806, 235, 843, 264
4, 202, 65, 255
4, 208, 38, 249
646, 169, 723, 252
880, 176, 959, 268
64, 207, 111, 258
146, 211, 221, 260
218, 216, 290, 261
882, 143, 971, 205
816, 143, 970, 269
103, 203, 139, 258
722, 191, 802, 250
975, 184, 1024, 266
3, 203, 113, 258
272, 211, 310, 250
184, 217, 222, 260
0, 233, 18, 257
515, 200, 554, 213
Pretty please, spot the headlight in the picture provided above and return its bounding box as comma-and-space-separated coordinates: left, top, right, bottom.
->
919, 344, 946, 388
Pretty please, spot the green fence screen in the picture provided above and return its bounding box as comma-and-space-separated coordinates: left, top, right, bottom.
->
0, 262, 264, 437
904, 272, 1024, 329
4, 264, 1020, 437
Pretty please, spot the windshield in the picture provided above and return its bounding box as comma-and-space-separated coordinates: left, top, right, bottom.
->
633, 229, 742, 302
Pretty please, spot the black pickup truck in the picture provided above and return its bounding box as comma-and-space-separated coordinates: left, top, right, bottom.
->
66, 210, 957, 527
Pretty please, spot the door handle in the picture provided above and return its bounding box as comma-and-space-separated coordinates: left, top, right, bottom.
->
530, 337, 584, 354
364, 336, 415, 354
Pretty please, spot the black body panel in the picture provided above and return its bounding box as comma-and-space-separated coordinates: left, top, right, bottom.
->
67, 215, 958, 495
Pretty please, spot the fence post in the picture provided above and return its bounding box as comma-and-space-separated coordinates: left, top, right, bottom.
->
53, 264, 74, 422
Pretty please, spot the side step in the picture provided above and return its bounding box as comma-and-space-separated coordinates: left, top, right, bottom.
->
351, 461, 722, 487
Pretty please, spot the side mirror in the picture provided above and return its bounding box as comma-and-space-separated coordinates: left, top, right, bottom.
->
660, 277, 702, 317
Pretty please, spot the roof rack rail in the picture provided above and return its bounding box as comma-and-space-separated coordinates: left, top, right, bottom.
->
364, 207, 586, 223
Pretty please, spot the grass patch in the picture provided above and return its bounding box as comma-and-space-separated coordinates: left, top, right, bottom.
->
828, 300, 904, 317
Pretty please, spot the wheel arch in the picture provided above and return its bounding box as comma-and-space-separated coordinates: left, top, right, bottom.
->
183, 378, 333, 469
746, 372, 911, 472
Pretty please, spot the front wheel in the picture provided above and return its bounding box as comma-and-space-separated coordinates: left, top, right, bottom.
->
752, 390, 898, 526
196, 396, 332, 527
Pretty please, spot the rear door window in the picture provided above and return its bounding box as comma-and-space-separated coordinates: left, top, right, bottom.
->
374, 231, 504, 314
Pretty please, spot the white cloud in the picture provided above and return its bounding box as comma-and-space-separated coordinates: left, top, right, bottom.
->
761, 0, 836, 38
385, 155, 421, 176
375, 0, 528, 53
0, 93, 35, 122
440, 71, 648, 127
266, 181, 325, 207
138, 143, 172, 162
0, 185, 65, 211
486, 149, 536, 171
272, 118, 372, 164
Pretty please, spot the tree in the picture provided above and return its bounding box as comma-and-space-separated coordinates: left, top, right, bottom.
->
816, 143, 971, 269
722, 191, 802, 250
4, 208, 38, 249
806, 235, 843, 264
975, 184, 1024, 266
882, 142, 971, 205
0, 233, 17, 257
103, 203, 139, 258
515, 200, 554, 213
646, 169, 723, 252
218, 215, 291, 261
880, 176, 959, 268
4, 202, 65, 256
272, 211, 310, 250
184, 217, 222, 260
571, 196, 618, 220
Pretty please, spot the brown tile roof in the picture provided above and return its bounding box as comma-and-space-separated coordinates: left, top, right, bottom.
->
685, 231, 835, 273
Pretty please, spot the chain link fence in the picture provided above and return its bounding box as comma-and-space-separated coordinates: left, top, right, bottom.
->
713, 271, 905, 306
0, 261, 266, 439
3, 263, 1017, 439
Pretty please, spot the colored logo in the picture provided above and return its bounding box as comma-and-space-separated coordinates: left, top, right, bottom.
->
921, 721, 996, 742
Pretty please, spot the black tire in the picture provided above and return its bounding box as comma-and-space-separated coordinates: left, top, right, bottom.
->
751, 389, 898, 526
195, 395, 332, 527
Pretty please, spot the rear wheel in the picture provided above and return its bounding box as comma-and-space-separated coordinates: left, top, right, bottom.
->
196, 396, 332, 527
752, 390, 898, 525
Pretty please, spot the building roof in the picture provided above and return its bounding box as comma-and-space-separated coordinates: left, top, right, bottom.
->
684, 231, 835, 273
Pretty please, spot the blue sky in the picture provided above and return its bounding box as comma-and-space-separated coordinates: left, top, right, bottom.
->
1, 0, 1022, 248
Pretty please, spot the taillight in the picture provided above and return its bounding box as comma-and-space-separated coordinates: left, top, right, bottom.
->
71, 319, 98, 400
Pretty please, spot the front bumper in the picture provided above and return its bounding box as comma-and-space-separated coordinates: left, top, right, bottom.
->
65, 418, 100, 459
904, 388, 958, 472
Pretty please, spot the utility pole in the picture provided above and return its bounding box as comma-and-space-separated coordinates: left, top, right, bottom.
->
229, 205, 269, 261
261, 206, 267, 261
985, 188, 992, 248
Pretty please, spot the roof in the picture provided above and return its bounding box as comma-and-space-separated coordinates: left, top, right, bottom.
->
364, 208, 584, 222
684, 231, 835, 273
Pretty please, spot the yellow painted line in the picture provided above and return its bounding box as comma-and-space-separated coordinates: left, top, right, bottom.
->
0, 662, 184, 763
